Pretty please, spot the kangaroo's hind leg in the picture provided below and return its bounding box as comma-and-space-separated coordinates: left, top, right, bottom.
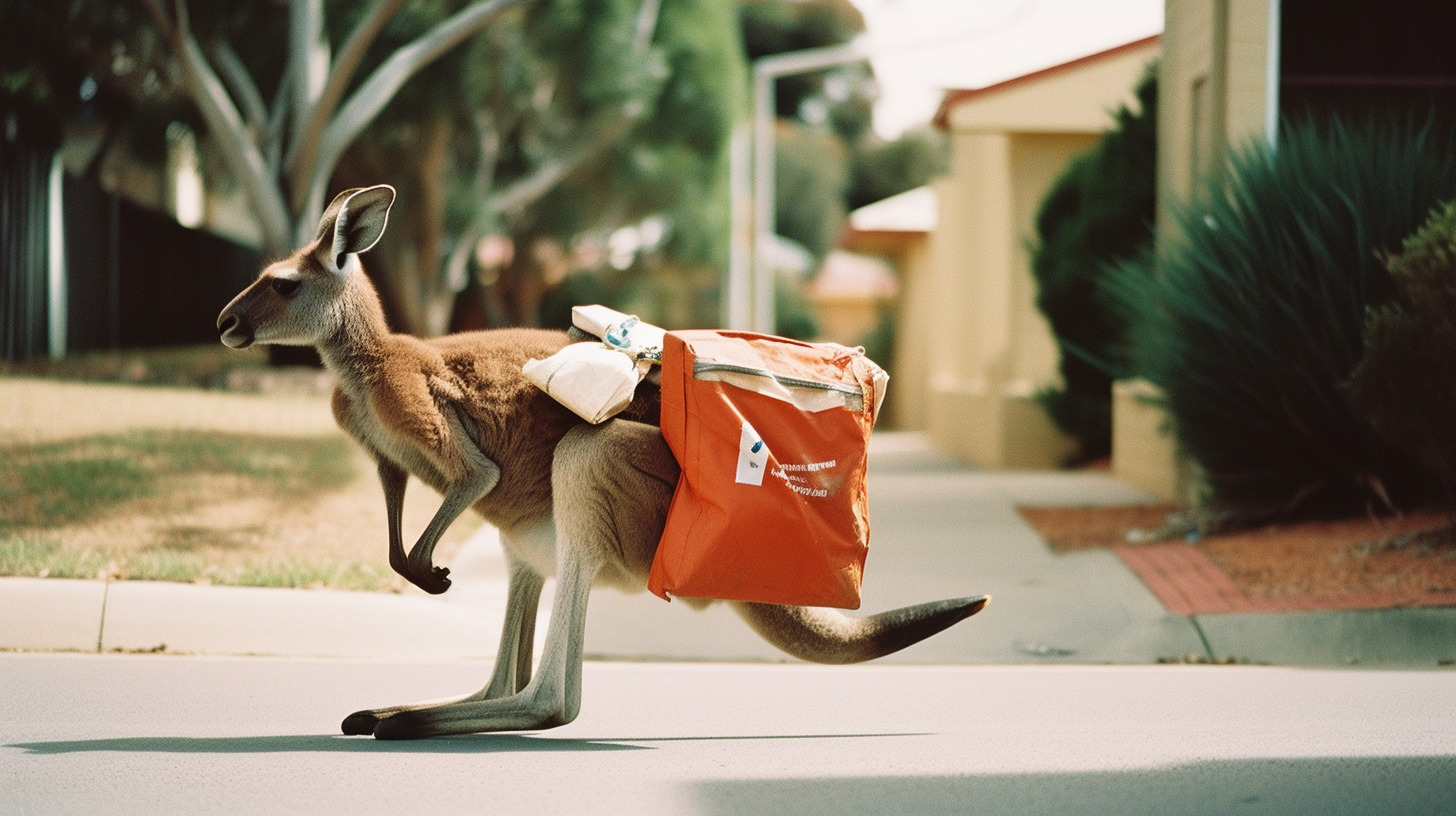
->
363, 421, 677, 739
339, 551, 546, 736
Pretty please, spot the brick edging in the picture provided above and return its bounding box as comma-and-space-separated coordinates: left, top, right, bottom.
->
1115, 543, 1456, 615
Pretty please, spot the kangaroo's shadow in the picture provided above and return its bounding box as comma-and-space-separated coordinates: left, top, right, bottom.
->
7, 733, 646, 755
9, 731, 922, 756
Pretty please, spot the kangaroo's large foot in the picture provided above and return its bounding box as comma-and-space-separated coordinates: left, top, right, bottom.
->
341, 712, 377, 736
372, 706, 570, 740
344, 694, 573, 740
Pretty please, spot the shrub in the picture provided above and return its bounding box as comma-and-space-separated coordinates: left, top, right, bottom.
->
1107, 119, 1456, 525
1029, 65, 1157, 461
1349, 200, 1456, 507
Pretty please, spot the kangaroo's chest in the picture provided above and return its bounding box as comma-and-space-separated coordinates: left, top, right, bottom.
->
331, 376, 575, 530
332, 386, 453, 493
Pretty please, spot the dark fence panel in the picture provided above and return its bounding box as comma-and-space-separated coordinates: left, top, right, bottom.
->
2, 143, 262, 361
111, 195, 260, 350
1, 140, 51, 361
61, 173, 119, 353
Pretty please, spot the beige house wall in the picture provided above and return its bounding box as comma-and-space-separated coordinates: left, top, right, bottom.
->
1116, 1, 1276, 499
1158, 0, 1275, 217
916, 37, 1159, 468
883, 235, 930, 430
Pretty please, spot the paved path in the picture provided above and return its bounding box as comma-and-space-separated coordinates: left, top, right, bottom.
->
3, 652, 1454, 815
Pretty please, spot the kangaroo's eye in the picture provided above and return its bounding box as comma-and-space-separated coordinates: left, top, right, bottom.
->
271, 277, 302, 298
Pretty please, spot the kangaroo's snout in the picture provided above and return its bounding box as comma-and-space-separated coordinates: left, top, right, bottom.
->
218, 311, 254, 349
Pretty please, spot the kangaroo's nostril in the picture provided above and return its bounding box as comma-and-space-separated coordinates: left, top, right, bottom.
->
217, 313, 254, 348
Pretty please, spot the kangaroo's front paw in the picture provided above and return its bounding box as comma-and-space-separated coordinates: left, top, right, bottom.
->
408, 565, 451, 595
342, 710, 382, 736
407, 565, 451, 597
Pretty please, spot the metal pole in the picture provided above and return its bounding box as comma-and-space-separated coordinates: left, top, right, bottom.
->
738, 11, 1025, 335
725, 125, 752, 329
46, 153, 66, 360
748, 40, 870, 336
751, 65, 776, 334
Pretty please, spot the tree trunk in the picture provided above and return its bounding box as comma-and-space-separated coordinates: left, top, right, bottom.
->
495, 231, 547, 327
413, 114, 456, 336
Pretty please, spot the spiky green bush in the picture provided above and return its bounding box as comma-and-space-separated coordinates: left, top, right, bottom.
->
1108, 119, 1456, 523
1349, 200, 1456, 506
1029, 66, 1157, 461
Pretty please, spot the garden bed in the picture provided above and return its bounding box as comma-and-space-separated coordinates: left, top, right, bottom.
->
1019, 504, 1456, 612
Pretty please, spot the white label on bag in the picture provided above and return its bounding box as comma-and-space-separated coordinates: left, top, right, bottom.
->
735, 421, 769, 486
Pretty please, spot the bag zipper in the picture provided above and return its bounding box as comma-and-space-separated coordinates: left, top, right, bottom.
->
693, 361, 863, 397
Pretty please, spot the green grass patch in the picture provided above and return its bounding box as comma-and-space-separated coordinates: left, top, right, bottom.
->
231, 559, 390, 592
0, 535, 112, 580
0, 536, 397, 591
0, 430, 400, 591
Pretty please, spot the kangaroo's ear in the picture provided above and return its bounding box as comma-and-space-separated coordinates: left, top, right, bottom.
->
316, 185, 395, 273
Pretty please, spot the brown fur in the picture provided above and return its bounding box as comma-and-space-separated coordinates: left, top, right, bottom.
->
217, 185, 986, 739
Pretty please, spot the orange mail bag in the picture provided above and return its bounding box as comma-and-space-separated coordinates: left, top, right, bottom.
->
648, 330, 884, 609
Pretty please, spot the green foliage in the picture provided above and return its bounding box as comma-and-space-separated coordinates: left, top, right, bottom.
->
539, 271, 616, 331
847, 127, 948, 211
1108, 119, 1456, 523
1028, 65, 1157, 461
775, 121, 850, 261
739, 0, 865, 123
516, 0, 746, 270
622, 0, 745, 270
774, 272, 821, 341
538, 262, 722, 331
0, 0, 207, 153
1349, 200, 1456, 506
856, 305, 895, 375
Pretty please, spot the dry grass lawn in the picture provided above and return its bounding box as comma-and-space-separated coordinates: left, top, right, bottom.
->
0, 376, 479, 591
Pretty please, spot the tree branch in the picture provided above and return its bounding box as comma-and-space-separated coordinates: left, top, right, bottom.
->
264, 68, 293, 176
444, 107, 634, 288
285, 0, 325, 163
137, 0, 177, 43
295, 0, 537, 239
633, 0, 662, 51
285, 0, 410, 207
445, 0, 660, 281
487, 113, 633, 219
486, 0, 660, 221
162, 2, 291, 252
208, 39, 268, 136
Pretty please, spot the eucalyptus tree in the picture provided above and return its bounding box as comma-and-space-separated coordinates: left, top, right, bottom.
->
133, 0, 545, 267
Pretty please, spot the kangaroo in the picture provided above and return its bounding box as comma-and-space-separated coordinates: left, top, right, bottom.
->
217, 184, 988, 740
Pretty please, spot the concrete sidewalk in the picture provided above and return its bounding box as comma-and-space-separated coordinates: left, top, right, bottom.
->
5, 652, 1455, 815
2, 435, 1453, 668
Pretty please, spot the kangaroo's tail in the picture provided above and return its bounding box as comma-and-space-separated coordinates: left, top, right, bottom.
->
731, 595, 989, 664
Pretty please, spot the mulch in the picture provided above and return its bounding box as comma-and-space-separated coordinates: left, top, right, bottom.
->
1017, 505, 1456, 615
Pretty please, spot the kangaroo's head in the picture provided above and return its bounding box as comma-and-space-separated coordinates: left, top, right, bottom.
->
218, 185, 396, 349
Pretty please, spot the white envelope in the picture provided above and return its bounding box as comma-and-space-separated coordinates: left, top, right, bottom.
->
523, 342, 645, 424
